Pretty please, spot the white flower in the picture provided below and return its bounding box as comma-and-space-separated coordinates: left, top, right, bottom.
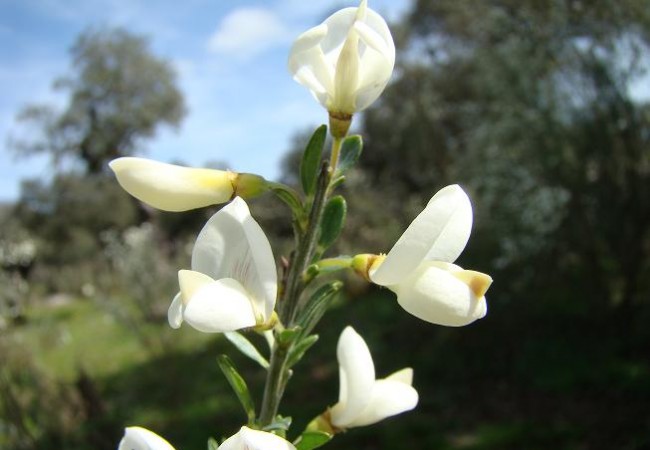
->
168, 197, 277, 332
369, 185, 492, 327
330, 326, 418, 429
288, 0, 395, 116
118, 427, 176, 450
218, 426, 295, 450
110, 157, 236, 211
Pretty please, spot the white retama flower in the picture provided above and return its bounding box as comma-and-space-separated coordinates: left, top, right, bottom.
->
110, 157, 237, 212
218, 426, 296, 450
288, 0, 395, 116
330, 326, 418, 429
168, 197, 277, 333
118, 427, 176, 450
369, 185, 493, 327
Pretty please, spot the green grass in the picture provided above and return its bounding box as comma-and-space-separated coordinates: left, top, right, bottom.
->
7, 300, 212, 381
4, 288, 650, 450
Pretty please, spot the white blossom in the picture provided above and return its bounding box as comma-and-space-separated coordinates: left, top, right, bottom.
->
330, 326, 418, 428
168, 197, 277, 332
370, 185, 493, 326
288, 0, 395, 115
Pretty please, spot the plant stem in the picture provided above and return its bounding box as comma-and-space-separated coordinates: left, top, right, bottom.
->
258, 342, 289, 425
279, 162, 330, 326
329, 137, 343, 172
258, 144, 337, 427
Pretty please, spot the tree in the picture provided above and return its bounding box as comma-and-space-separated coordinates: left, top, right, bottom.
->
11, 27, 186, 174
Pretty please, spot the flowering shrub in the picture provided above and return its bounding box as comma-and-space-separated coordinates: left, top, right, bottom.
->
109, 1, 493, 448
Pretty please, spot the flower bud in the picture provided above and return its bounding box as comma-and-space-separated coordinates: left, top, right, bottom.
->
288, 0, 395, 117
110, 157, 267, 212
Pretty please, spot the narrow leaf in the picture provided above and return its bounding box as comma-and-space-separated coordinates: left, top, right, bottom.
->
277, 327, 301, 347
217, 355, 255, 422
318, 196, 347, 251
294, 431, 332, 450
336, 135, 362, 174
207, 437, 219, 450
224, 331, 269, 370
287, 335, 319, 368
297, 282, 342, 337
300, 125, 327, 196
270, 183, 304, 220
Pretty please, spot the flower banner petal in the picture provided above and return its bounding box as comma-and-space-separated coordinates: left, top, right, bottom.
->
371, 184, 473, 286
330, 326, 375, 427
192, 197, 277, 322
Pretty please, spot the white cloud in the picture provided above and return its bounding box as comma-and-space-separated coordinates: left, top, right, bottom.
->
207, 7, 290, 58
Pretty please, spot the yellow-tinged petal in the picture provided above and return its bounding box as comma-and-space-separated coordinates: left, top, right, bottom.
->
392, 261, 488, 327
178, 269, 214, 305
452, 270, 493, 298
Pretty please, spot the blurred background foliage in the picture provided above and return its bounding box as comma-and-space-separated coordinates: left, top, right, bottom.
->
1, 1, 649, 449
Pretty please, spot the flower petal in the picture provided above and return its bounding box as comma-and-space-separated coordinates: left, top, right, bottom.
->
167, 292, 184, 329
182, 276, 257, 332
319, 8, 358, 55
118, 426, 176, 450
385, 367, 413, 385
392, 262, 488, 326
346, 378, 418, 427
178, 269, 215, 302
109, 157, 234, 212
218, 426, 296, 450
330, 326, 375, 428
370, 185, 473, 286
192, 197, 277, 322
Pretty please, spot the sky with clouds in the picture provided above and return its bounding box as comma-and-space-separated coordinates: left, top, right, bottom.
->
0, 0, 413, 202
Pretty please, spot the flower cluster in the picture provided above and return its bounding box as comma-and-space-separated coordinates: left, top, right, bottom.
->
108, 1, 493, 449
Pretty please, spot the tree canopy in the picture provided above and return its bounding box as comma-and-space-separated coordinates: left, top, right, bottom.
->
12, 27, 186, 174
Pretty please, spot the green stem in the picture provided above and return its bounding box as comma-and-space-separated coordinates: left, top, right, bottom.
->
257, 162, 331, 427
303, 257, 354, 285
280, 162, 331, 326
329, 137, 343, 172
258, 342, 289, 425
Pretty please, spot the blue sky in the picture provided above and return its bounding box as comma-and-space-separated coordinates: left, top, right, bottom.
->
0, 0, 413, 201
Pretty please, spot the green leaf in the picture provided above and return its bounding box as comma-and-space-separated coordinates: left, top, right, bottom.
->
294, 431, 332, 450
224, 331, 269, 370
336, 135, 362, 174
318, 196, 347, 251
217, 355, 256, 422
297, 282, 342, 337
207, 437, 219, 450
287, 335, 319, 368
301, 125, 327, 196
262, 415, 292, 432
269, 183, 304, 221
